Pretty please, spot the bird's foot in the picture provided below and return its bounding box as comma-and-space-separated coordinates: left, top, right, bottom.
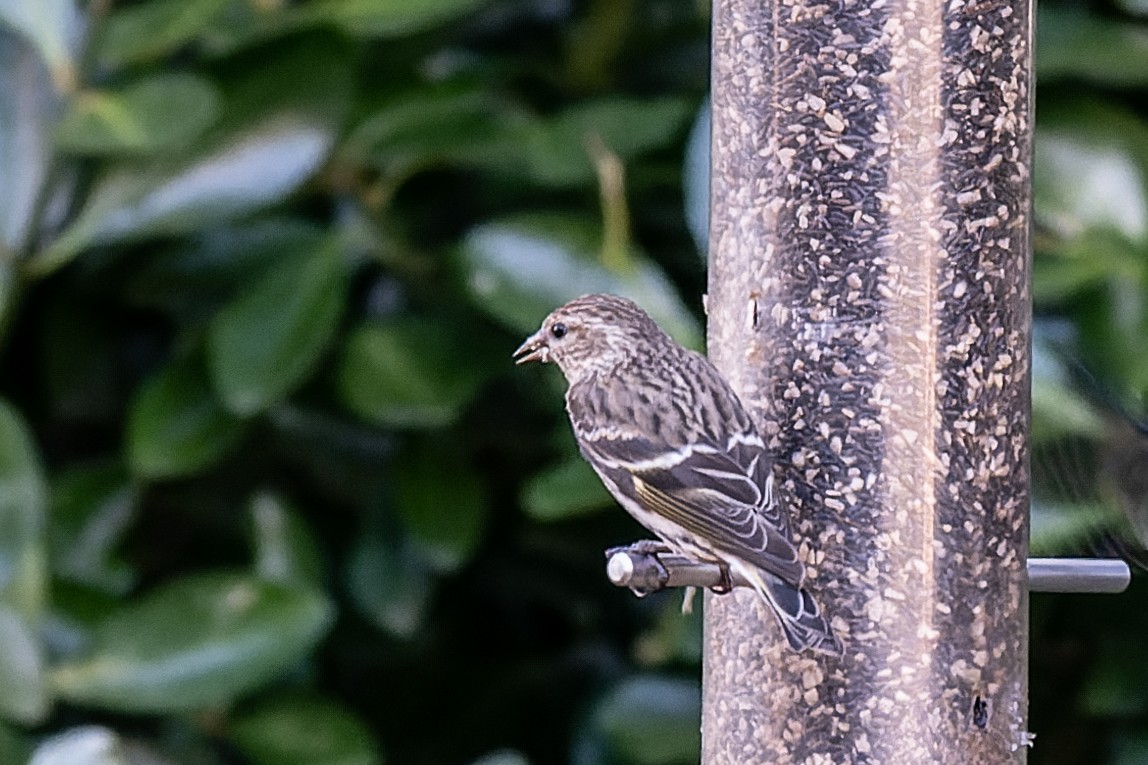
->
605, 540, 671, 597
709, 563, 734, 595
604, 539, 672, 559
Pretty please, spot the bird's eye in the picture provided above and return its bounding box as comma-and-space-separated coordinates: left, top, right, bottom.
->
550, 322, 568, 339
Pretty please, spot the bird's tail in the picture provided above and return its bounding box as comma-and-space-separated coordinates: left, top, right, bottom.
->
733, 561, 841, 656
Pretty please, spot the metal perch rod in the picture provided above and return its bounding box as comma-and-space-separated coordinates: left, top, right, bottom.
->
606, 547, 1131, 595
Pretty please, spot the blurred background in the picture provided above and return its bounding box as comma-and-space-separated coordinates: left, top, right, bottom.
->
0, 0, 1147, 763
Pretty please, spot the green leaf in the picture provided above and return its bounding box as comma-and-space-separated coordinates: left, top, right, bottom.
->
230, 693, 380, 765
1033, 229, 1144, 305
580, 676, 700, 765
1030, 376, 1105, 445
0, 399, 48, 723
0, 31, 58, 256
125, 218, 325, 320
0, 398, 47, 617
394, 441, 487, 573
0, 606, 47, 723
1037, 6, 1148, 88
523, 97, 693, 187
207, 239, 346, 415
338, 319, 490, 429
521, 457, 612, 522
51, 571, 334, 713
343, 85, 528, 182
0, 721, 27, 764
249, 492, 323, 588
48, 464, 138, 595
32, 39, 352, 275
27, 727, 130, 765
1069, 288, 1148, 404
346, 530, 432, 639
202, 10, 313, 59
1036, 133, 1147, 244
126, 353, 247, 480
1035, 101, 1148, 245
1031, 336, 1106, 445
35, 119, 333, 274
346, 93, 693, 193
1030, 497, 1115, 557
0, 0, 82, 90
305, 0, 491, 37
55, 73, 220, 156
93, 0, 231, 69
458, 214, 702, 348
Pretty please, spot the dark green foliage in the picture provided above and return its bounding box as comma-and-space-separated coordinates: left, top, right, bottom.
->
1030, 5, 1148, 761
0, 0, 1146, 762
0, 1, 705, 763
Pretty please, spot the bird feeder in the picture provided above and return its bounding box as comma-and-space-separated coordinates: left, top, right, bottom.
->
605, 0, 1131, 760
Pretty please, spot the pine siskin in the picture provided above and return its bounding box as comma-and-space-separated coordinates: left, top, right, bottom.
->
514, 293, 838, 654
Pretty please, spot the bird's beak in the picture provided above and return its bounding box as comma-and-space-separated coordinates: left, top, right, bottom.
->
513, 331, 550, 365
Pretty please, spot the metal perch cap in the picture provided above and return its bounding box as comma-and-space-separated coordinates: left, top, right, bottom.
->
605, 545, 1131, 596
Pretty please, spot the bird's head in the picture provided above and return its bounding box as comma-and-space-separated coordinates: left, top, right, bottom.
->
513, 294, 669, 384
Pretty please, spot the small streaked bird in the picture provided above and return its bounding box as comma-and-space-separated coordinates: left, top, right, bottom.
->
514, 294, 838, 654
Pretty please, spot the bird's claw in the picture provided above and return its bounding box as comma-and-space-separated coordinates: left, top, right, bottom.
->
604, 540, 672, 559
629, 554, 670, 597
709, 564, 734, 595
605, 540, 671, 596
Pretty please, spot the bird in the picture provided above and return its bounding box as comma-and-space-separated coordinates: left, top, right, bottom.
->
514, 293, 838, 654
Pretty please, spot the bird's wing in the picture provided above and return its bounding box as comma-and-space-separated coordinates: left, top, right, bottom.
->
580, 431, 805, 586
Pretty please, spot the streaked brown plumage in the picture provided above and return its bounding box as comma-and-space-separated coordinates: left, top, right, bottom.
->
515, 294, 838, 654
